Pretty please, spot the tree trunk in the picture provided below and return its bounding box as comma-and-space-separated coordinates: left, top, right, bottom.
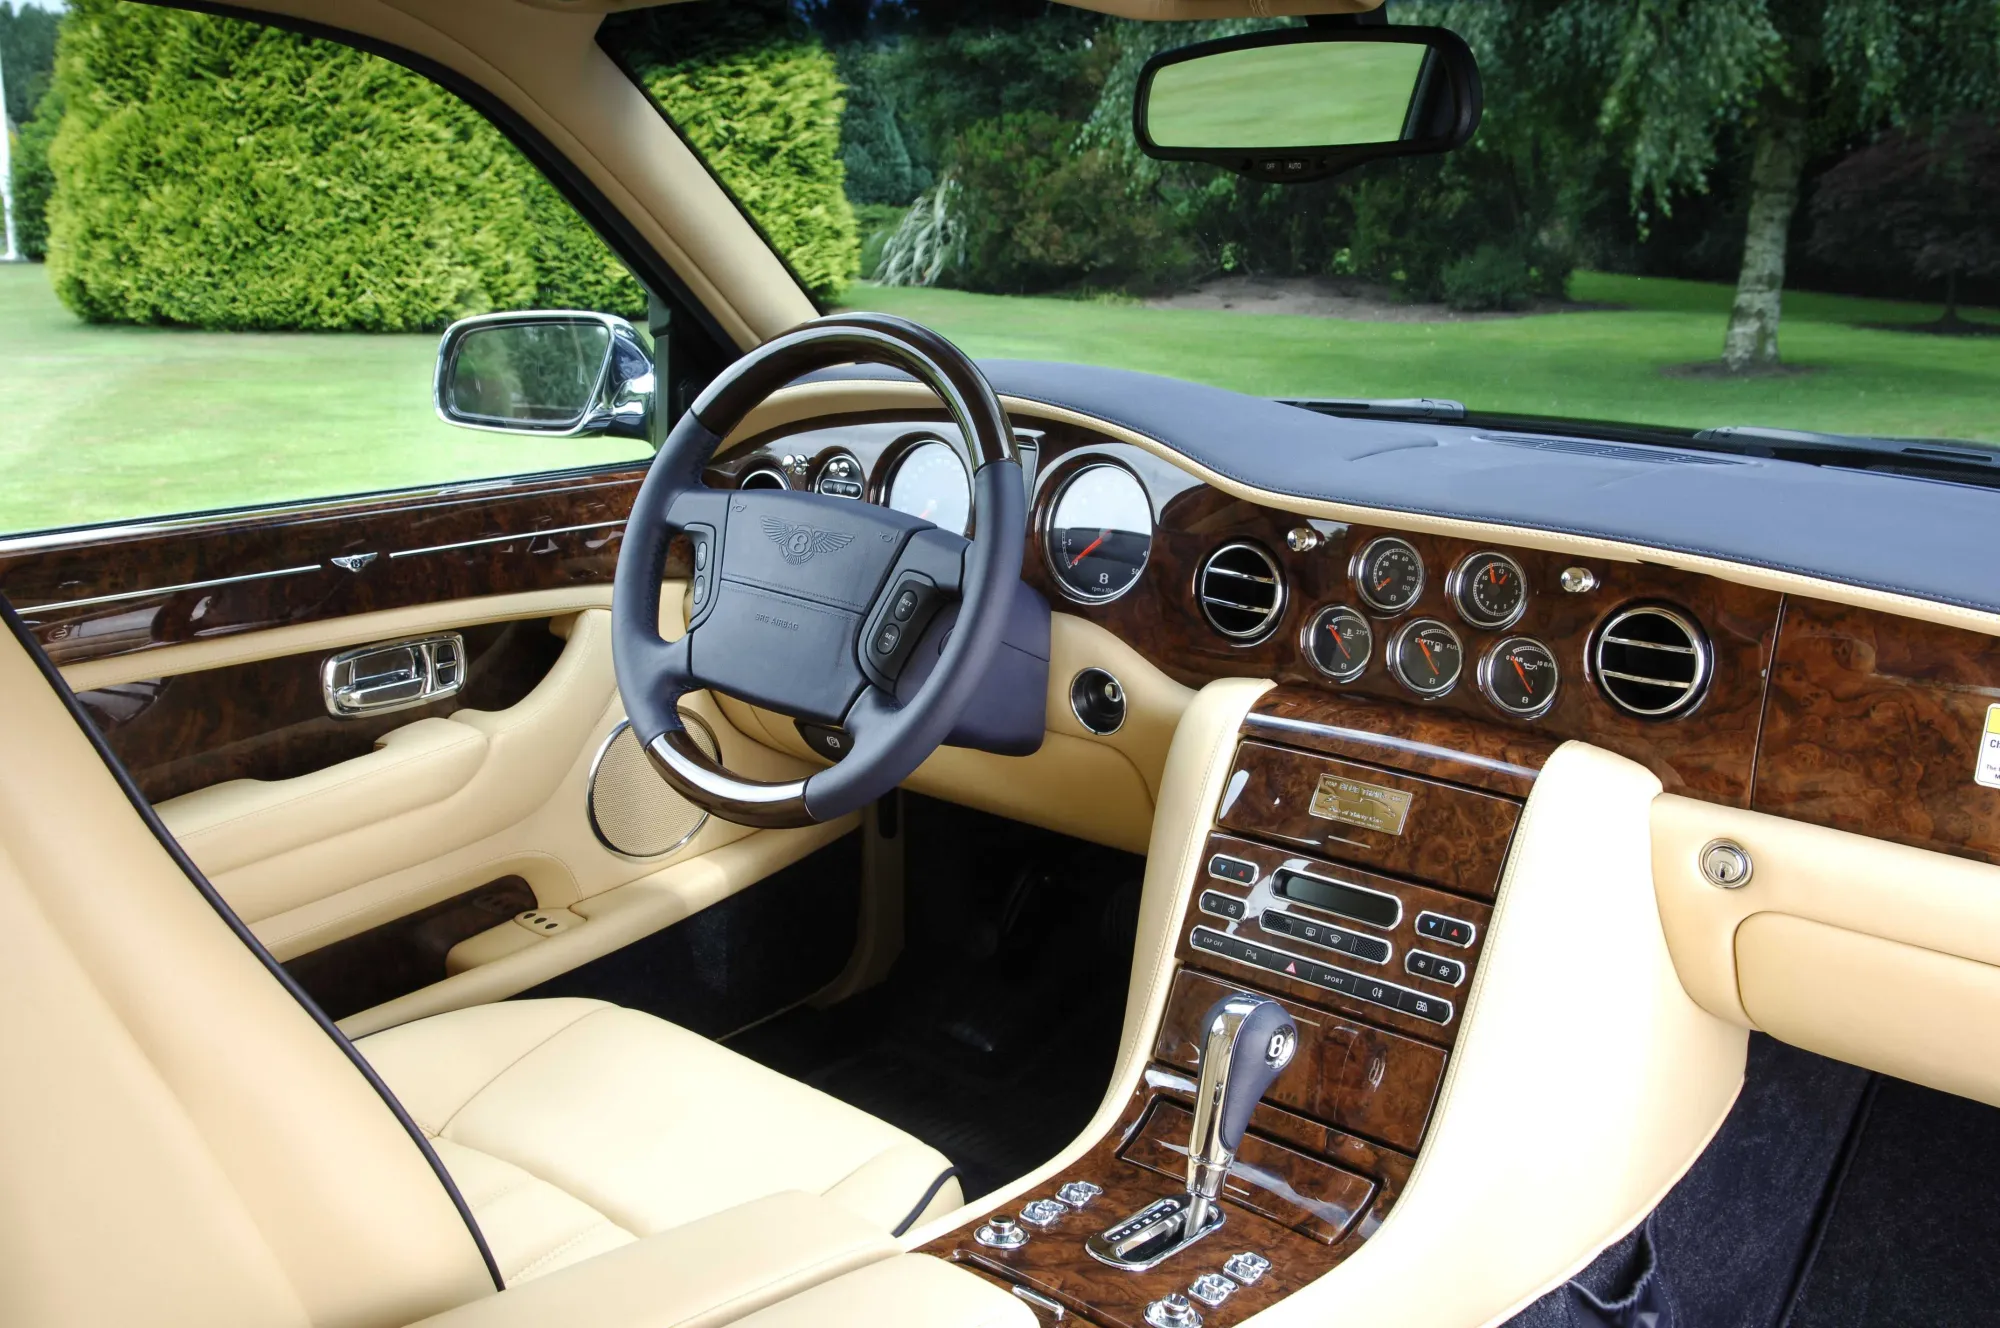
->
1721, 99, 1809, 373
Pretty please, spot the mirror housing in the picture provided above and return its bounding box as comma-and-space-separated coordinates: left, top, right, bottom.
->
434, 310, 653, 442
1134, 26, 1482, 184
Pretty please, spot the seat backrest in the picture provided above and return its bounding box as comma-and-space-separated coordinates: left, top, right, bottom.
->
0, 619, 495, 1328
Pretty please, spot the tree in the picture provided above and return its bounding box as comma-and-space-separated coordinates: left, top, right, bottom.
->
1808, 119, 2000, 330
1539, 0, 2000, 372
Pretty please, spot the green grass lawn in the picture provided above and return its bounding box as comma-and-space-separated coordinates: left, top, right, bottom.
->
0, 262, 649, 535
3, 259, 1996, 537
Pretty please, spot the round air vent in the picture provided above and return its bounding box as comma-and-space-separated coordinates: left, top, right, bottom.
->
1592, 605, 1712, 719
1197, 541, 1286, 641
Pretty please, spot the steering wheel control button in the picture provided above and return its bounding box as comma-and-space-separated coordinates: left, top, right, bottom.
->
1222, 1252, 1271, 1285
1199, 891, 1247, 921
891, 586, 922, 621
1020, 1199, 1068, 1227
1700, 839, 1753, 888
872, 622, 902, 656
1056, 1180, 1102, 1208
794, 722, 850, 763
975, 1215, 1028, 1250
1188, 1273, 1237, 1308
1415, 911, 1477, 947
1207, 854, 1258, 885
1145, 1293, 1203, 1328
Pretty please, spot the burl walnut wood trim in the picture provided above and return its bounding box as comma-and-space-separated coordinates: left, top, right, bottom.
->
924, 1069, 1411, 1328
1178, 833, 1492, 1047
1754, 597, 2000, 868
1218, 740, 1521, 897
1, 467, 652, 669
74, 618, 566, 804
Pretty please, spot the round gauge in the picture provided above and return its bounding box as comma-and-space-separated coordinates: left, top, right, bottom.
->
884, 439, 971, 536
1480, 636, 1560, 719
1046, 464, 1154, 603
1388, 619, 1464, 698
1303, 605, 1374, 683
1450, 551, 1529, 630
1353, 536, 1426, 615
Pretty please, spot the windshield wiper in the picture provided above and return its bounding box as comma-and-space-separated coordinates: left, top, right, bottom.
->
1283, 397, 1467, 423
1694, 425, 2000, 490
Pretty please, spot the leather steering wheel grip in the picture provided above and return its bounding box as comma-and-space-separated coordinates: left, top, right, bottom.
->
611, 313, 1024, 829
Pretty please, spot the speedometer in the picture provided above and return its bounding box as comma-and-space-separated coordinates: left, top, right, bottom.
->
1046, 463, 1153, 603
885, 439, 971, 535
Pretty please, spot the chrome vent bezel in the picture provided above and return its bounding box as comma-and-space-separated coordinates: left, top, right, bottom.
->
1591, 605, 1713, 719
1196, 541, 1286, 642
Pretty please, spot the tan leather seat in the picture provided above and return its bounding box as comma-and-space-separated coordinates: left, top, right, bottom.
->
358, 998, 963, 1285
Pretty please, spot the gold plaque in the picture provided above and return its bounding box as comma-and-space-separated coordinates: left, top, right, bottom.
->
1308, 774, 1413, 835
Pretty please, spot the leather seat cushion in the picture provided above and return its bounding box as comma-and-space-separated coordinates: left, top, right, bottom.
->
359, 998, 961, 1284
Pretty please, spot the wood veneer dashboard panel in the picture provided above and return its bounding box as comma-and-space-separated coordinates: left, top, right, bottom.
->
1755, 597, 2000, 868
0, 467, 652, 669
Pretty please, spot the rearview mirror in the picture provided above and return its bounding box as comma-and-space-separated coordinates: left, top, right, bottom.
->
1135, 26, 1481, 183
435, 310, 653, 441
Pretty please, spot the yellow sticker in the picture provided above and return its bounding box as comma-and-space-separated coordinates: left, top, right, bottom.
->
1980, 705, 2000, 791
1308, 774, 1413, 835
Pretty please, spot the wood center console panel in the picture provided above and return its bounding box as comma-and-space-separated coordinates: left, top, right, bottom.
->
920, 689, 1529, 1326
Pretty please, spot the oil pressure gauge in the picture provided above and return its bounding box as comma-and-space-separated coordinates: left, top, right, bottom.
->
1480, 637, 1560, 718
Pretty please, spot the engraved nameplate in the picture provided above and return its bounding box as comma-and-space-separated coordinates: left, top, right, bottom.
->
1308, 774, 1413, 835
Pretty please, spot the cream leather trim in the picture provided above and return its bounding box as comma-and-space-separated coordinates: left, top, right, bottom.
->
59, 587, 617, 693
0, 625, 492, 1326
339, 814, 854, 1037
1243, 743, 1745, 1327
404, 1193, 900, 1328
724, 381, 2000, 639
1653, 795, 2000, 1107
727, 1255, 1035, 1328
906, 676, 1271, 1234
217, 0, 812, 345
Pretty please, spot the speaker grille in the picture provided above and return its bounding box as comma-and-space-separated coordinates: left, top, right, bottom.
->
587, 715, 718, 858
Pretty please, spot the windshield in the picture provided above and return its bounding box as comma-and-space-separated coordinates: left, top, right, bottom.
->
602, 1, 2000, 448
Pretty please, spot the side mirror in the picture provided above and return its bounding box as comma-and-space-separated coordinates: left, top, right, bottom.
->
434, 311, 653, 441
1135, 26, 1482, 184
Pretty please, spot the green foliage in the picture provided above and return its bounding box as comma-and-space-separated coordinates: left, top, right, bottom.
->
853, 202, 906, 278
42, 0, 640, 331
0, 1, 60, 125
10, 82, 57, 259
838, 49, 930, 206
946, 111, 1193, 294
643, 39, 859, 301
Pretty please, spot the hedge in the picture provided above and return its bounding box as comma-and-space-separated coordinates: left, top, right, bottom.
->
641, 40, 858, 300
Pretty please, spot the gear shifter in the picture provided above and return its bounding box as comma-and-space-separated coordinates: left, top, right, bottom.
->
1086, 993, 1298, 1271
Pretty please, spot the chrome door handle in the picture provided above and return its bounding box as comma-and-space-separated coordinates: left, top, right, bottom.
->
323, 633, 466, 717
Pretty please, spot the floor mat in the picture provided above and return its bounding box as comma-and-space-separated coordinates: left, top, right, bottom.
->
727, 795, 1143, 1202
1784, 1076, 2000, 1328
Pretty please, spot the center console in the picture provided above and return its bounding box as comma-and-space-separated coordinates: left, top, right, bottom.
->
919, 687, 1555, 1326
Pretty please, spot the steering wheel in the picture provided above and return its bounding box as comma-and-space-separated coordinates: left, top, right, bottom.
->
612, 313, 1024, 829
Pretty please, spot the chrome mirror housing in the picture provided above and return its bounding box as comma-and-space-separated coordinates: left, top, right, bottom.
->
434, 309, 654, 442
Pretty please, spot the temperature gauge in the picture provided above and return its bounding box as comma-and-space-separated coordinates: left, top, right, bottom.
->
1303, 605, 1373, 683
1388, 619, 1464, 698
1479, 637, 1560, 718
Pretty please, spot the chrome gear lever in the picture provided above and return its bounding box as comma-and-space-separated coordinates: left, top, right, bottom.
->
1086, 993, 1298, 1272
1184, 994, 1298, 1235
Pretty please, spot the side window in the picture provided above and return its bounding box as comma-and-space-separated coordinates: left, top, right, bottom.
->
0, 0, 657, 538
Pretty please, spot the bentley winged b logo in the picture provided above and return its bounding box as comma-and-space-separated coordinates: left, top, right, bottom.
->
762, 516, 856, 566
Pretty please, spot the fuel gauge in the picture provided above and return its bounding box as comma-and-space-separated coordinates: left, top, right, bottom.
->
1303, 605, 1373, 683
1389, 619, 1464, 698
1480, 637, 1560, 719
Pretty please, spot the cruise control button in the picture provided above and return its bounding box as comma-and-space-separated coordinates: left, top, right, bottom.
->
873, 622, 902, 656
892, 586, 922, 621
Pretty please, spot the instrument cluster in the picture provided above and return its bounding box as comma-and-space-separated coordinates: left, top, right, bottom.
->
1306, 537, 1560, 720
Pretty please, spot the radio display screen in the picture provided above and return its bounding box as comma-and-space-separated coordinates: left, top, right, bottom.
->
1275, 869, 1399, 929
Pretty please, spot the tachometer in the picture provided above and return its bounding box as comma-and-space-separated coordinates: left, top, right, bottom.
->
1449, 551, 1528, 630
1046, 463, 1153, 603
1303, 605, 1373, 683
1388, 618, 1463, 698
1479, 637, 1560, 718
885, 439, 971, 536
1354, 536, 1425, 615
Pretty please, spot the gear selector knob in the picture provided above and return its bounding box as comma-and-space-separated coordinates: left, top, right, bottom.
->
1185, 994, 1298, 1233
